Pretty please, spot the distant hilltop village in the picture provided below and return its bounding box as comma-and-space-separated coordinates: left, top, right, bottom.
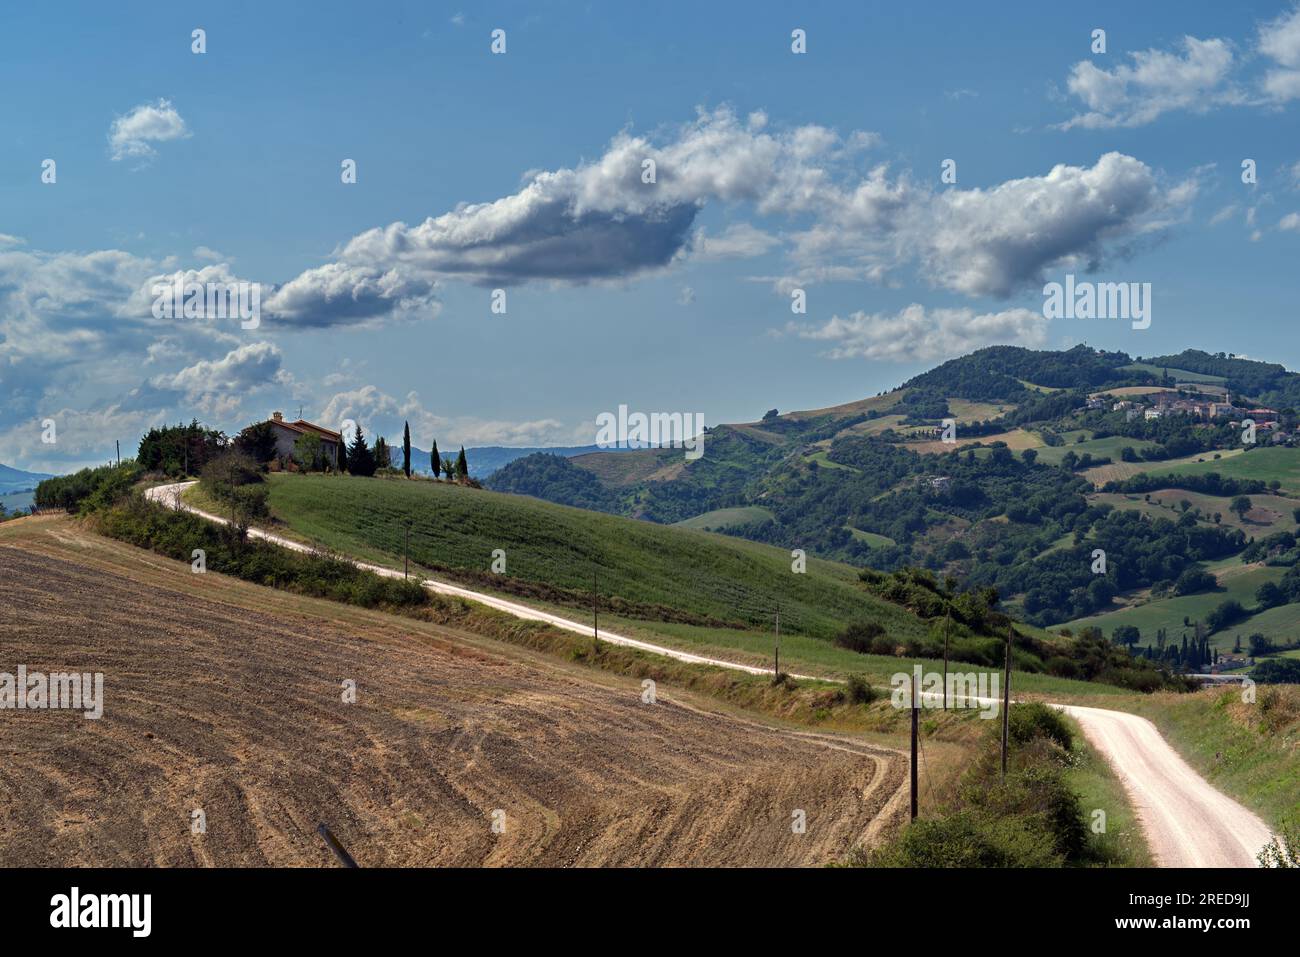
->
1088, 388, 1285, 439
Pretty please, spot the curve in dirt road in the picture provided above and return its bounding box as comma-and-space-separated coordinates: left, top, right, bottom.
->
1058, 705, 1273, 868
145, 481, 1275, 867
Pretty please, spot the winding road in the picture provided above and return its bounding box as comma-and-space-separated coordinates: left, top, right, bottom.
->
145, 481, 1276, 867
1057, 704, 1273, 867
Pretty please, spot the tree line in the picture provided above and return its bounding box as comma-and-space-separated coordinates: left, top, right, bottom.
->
229, 419, 472, 483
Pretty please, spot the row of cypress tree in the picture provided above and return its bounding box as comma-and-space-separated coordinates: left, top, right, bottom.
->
343, 420, 468, 481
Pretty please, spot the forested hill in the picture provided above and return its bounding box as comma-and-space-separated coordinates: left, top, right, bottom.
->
900, 344, 1138, 399
1141, 349, 1300, 409
485, 345, 1300, 635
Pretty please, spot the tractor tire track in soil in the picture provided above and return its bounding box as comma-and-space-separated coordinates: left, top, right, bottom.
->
0, 538, 903, 866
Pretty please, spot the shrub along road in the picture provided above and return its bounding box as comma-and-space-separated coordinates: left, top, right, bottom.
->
146, 482, 1275, 866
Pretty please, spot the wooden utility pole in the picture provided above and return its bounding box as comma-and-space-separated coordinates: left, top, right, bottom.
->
403, 521, 410, 579
115, 440, 120, 468
774, 601, 780, 677
592, 566, 599, 649
910, 668, 919, 821
942, 610, 951, 710
1001, 623, 1013, 780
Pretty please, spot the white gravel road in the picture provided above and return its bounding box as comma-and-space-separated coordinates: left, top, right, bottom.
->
1058, 704, 1273, 867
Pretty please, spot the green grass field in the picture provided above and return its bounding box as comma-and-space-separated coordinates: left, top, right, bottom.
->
805, 449, 861, 472
947, 398, 1015, 422
1223, 601, 1300, 646
1120, 363, 1228, 385
219, 474, 1136, 695
846, 527, 896, 548
257, 473, 922, 643
1079, 448, 1247, 487
1017, 379, 1062, 393
1033, 435, 1158, 467
673, 505, 774, 531
567, 445, 682, 486
1056, 565, 1284, 650
592, 613, 1134, 696
1153, 447, 1300, 495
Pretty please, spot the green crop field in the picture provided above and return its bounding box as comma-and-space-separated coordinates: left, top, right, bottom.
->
257, 473, 923, 644
1120, 363, 1227, 385
846, 527, 896, 548
804, 449, 860, 472
1222, 601, 1300, 646
597, 614, 1135, 697
673, 506, 775, 531
173, 474, 1171, 695
1033, 435, 1158, 467
1154, 447, 1300, 495
1079, 448, 1246, 487
1056, 565, 1285, 650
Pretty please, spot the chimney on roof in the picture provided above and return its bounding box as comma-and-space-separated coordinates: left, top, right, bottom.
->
272, 411, 283, 422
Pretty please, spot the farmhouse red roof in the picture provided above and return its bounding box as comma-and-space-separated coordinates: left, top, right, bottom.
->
267, 417, 341, 441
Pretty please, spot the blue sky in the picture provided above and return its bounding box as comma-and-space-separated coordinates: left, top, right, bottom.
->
3, 0, 1300, 472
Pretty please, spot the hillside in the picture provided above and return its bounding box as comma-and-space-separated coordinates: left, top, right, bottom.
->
405, 443, 637, 479
165, 471, 1155, 693
482, 345, 1300, 666
258, 472, 925, 643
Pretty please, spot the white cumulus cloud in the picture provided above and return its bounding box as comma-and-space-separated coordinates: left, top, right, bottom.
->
108, 98, 190, 162
1260, 5, 1300, 102
789, 304, 1049, 363
1058, 36, 1241, 129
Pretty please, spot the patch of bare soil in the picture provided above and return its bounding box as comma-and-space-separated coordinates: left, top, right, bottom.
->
0, 535, 903, 866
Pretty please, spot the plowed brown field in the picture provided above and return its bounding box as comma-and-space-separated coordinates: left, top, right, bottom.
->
0, 516, 905, 867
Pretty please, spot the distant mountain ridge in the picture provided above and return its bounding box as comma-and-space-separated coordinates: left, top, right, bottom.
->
402, 444, 639, 479
0, 463, 55, 494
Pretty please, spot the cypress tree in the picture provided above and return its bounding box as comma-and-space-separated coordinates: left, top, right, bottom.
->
402, 421, 412, 478
430, 440, 440, 479
456, 446, 468, 481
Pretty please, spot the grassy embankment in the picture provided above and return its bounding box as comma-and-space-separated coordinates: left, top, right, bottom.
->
860, 703, 1150, 867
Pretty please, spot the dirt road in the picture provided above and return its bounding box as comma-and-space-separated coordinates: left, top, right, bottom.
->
1058, 705, 1273, 868
0, 524, 903, 867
